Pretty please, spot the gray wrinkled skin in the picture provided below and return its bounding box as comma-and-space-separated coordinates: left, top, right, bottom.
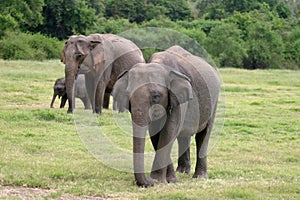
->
50, 74, 91, 109
62, 34, 145, 114
112, 46, 221, 187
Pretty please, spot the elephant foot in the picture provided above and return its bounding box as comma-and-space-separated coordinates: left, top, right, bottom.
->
95, 107, 102, 115
166, 164, 178, 183
136, 177, 154, 187
67, 109, 73, 114
150, 170, 168, 183
192, 171, 208, 179
150, 170, 166, 183
166, 173, 178, 183
177, 153, 191, 174
176, 165, 191, 174
151, 168, 178, 184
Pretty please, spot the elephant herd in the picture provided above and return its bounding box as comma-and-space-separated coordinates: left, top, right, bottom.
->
50, 33, 221, 187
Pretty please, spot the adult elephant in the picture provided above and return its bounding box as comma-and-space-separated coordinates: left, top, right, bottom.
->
61, 34, 145, 114
112, 46, 221, 187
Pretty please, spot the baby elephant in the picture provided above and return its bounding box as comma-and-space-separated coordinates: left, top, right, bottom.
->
50, 74, 91, 109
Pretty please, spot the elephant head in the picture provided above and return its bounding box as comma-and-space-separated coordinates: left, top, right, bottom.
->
62, 33, 144, 114
61, 34, 102, 113
112, 63, 193, 187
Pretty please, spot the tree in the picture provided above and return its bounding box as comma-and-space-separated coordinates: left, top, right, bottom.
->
86, 0, 105, 15
0, 0, 44, 37
36, 0, 96, 39
153, 0, 192, 21
105, 0, 192, 23
244, 20, 284, 69
204, 23, 247, 67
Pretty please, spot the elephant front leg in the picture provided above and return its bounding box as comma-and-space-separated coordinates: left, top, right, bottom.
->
151, 106, 181, 184
149, 128, 177, 183
50, 92, 57, 108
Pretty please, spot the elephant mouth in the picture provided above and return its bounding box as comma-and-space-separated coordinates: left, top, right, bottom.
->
148, 104, 167, 121
78, 64, 91, 74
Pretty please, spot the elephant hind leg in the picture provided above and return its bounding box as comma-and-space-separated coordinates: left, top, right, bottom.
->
193, 123, 212, 179
103, 92, 110, 109
176, 136, 191, 174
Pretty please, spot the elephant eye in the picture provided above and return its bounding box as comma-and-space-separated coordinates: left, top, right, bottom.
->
151, 94, 161, 103
75, 53, 84, 61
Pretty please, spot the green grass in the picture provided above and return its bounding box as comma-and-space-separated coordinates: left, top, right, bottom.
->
0, 60, 299, 199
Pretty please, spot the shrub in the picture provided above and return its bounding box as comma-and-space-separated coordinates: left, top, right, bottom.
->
243, 21, 284, 69
0, 32, 64, 60
204, 22, 247, 68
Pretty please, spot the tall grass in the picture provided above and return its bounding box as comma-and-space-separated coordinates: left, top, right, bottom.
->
0, 60, 299, 199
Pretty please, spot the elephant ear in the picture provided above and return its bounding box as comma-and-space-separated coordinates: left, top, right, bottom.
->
80, 45, 105, 74
87, 34, 103, 65
61, 42, 67, 64
112, 71, 130, 112
168, 70, 193, 108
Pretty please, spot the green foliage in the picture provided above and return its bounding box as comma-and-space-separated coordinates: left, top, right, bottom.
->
284, 27, 300, 68
89, 18, 137, 34
0, 60, 300, 198
0, 32, 64, 60
37, 0, 97, 39
105, 0, 192, 23
205, 23, 247, 68
244, 21, 284, 69
86, 0, 106, 15
0, 0, 44, 37
0, 0, 299, 69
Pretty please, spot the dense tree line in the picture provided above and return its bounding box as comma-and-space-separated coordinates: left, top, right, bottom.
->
0, 0, 299, 69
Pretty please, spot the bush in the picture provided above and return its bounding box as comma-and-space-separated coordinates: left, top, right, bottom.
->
0, 32, 64, 60
204, 22, 247, 68
89, 18, 137, 34
243, 21, 284, 69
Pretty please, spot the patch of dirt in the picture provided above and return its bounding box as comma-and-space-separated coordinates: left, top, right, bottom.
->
0, 186, 109, 199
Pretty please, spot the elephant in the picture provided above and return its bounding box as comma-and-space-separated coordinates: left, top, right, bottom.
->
50, 74, 91, 109
112, 45, 221, 187
61, 34, 145, 114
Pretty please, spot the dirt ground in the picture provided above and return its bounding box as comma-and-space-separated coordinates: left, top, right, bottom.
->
0, 186, 108, 200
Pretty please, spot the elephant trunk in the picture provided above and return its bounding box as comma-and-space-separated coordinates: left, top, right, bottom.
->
50, 90, 58, 108
65, 67, 77, 113
131, 106, 154, 187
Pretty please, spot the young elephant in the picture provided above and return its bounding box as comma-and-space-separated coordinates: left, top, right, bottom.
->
112, 45, 221, 187
50, 74, 91, 109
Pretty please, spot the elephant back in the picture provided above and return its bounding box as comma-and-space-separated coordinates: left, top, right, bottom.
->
102, 34, 145, 63
150, 45, 221, 131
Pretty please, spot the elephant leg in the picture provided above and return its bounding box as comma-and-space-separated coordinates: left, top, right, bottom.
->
149, 118, 176, 183
95, 81, 106, 114
151, 106, 180, 183
193, 105, 216, 179
60, 94, 68, 108
176, 136, 191, 174
81, 97, 91, 109
85, 75, 96, 112
50, 92, 57, 108
149, 121, 161, 180
193, 124, 211, 179
103, 92, 110, 109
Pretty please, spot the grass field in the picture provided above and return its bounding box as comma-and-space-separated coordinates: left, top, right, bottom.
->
0, 60, 299, 199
